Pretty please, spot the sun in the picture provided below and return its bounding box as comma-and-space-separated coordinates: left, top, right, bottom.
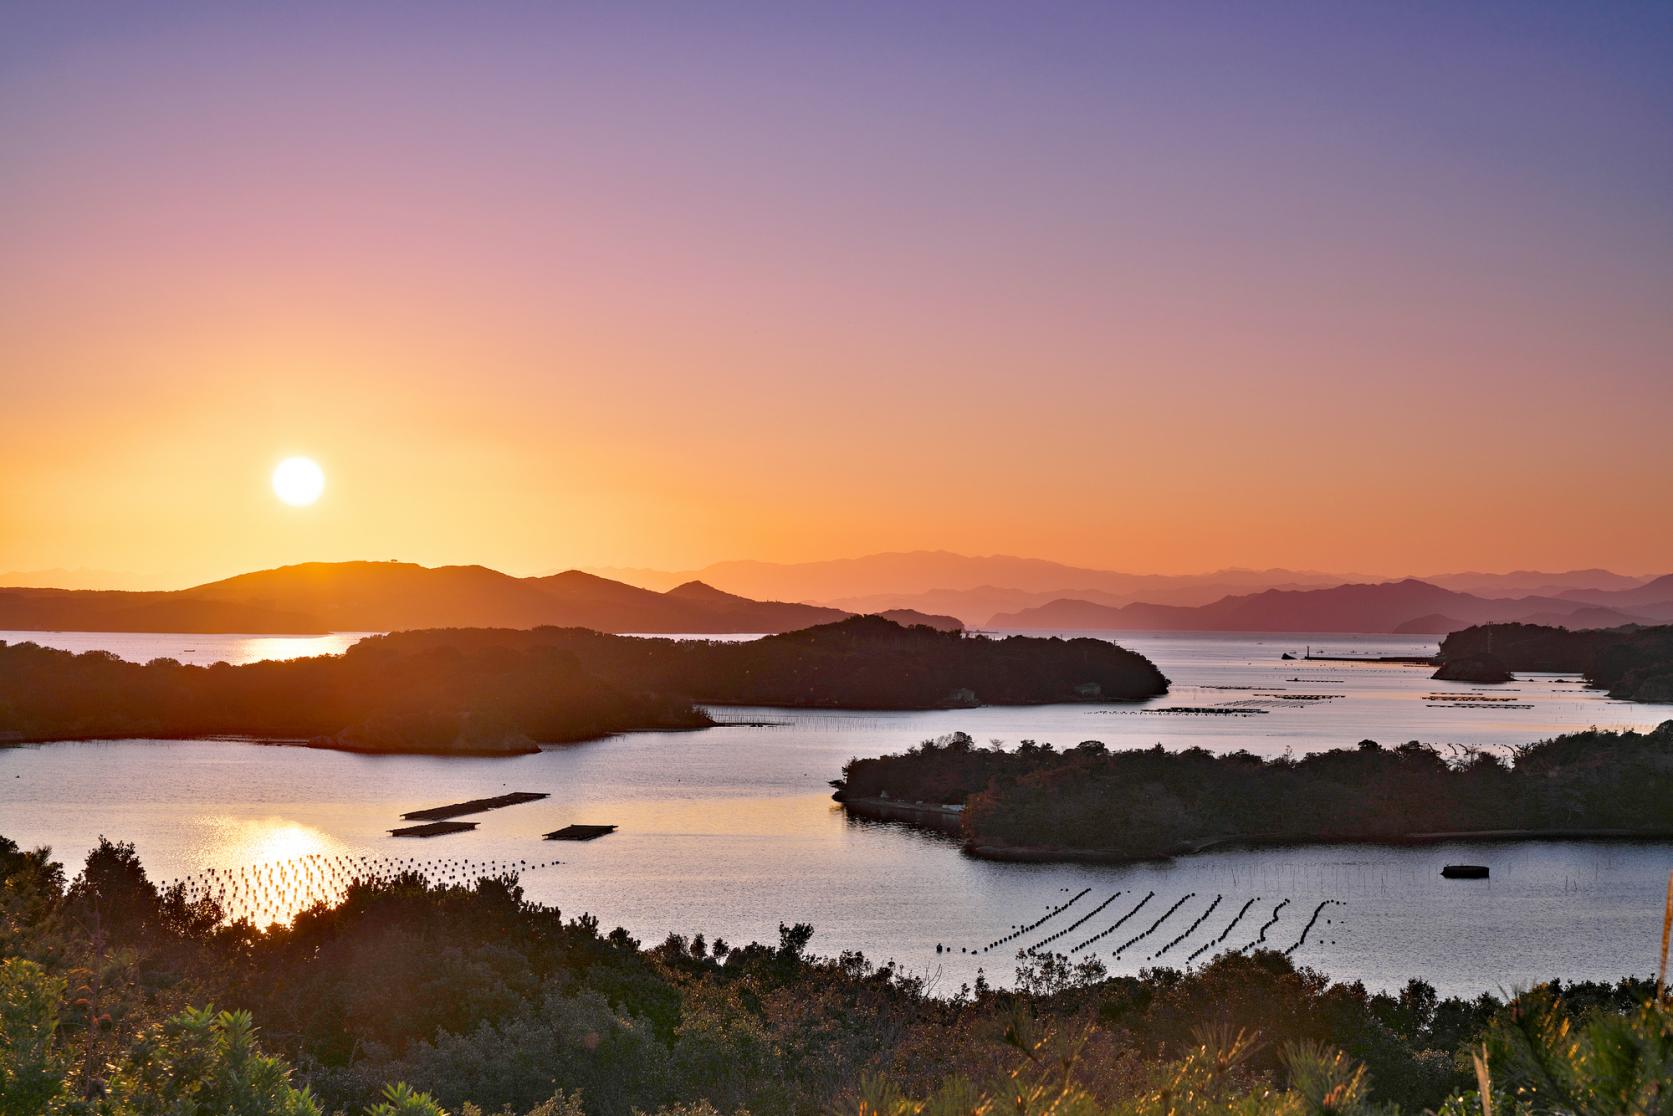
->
272, 456, 325, 506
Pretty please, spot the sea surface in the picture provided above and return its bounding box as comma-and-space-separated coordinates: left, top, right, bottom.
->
2, 628, 1669, 997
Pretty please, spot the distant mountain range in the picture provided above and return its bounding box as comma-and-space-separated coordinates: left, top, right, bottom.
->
588, 551, 1666, 630
4, 554, 1664, 637
0, 562, 962, 635
988, 578, 1673, 634
587, 551, 1373, 604
1417, 569, 1652, 597
1555, 574, 1673, 608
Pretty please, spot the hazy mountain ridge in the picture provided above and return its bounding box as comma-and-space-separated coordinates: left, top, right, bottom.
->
989, 577, 1673, 634
584, 551, 1378, 601
3, 555, 1661, 636
0, 561, 963, 636
1555, 573, 1673, 608
585, 551, 1660, 627
1418, 568, 1654, 597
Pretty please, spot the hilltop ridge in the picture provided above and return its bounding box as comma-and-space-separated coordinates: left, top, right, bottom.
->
0, 561, 961, 635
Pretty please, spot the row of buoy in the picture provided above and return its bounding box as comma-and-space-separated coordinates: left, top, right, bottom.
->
1152, 893, 1221, 958
1070, 891, 1153, 952
1284, 900, 1344, 956
1114, 892, 1195, 957
1237, 898, 1290, 952
975, 888, 1089, 953
944, 889, 1349, 971
1188, 896, 1259, 961
1027, 890, 1124, 953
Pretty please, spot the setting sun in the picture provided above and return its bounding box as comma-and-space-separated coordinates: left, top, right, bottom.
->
272, 456, 325, 507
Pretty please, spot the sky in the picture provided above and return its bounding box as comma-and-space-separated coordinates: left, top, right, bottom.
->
3, 1, 1671, 588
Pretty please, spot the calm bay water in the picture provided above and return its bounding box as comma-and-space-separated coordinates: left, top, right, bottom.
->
0, 629, 374, 665
2, 628, 1669, 996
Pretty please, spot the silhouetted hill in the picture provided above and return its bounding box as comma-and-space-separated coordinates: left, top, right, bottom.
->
1421, 569, 1653, 597
584, 552, 1649, 621
185, 562, 544, 629
1514, 606, 1647, 630
874, 608, 964, 632
989, 579, 1657, 634
1556, 573, 1673, 609
0, 561, 907, 635
367, 615, 1168, 708
0, 636, 711, 753
586, 551, 1371, 601
664, 579, 752, 604
1392, 613, 1464, 635
1439, 622, 1673, 703
825, 580, 1352, 626
1432, 653, 1512, 683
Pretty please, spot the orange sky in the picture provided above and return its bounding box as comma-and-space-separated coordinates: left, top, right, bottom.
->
3, 4, 1670, 588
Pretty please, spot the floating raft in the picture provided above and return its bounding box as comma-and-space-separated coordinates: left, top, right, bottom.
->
544, 824, 616, 841
1441, 864, 1489, 879
390, 820, 479, 838
401, 791, 549, 822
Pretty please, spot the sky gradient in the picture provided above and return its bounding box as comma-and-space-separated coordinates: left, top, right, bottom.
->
3, 2, 1671, 586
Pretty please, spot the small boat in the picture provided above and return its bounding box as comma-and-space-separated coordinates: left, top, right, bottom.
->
1441, 864, 1489, 879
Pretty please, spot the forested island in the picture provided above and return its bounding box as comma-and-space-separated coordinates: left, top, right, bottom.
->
0, 617, 1166, 753
366, 615, 1169, 708
836, 723, 1673, 861
0, 637, 710, 754
2, 833, 1665, 1115
1438, 622, 1673, 702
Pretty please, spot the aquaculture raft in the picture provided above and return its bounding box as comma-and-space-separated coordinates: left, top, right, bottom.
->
400, 792, 549, 821
544, 824, 616, 841
390, 820, 479, 838
1441, 864, 1490, 879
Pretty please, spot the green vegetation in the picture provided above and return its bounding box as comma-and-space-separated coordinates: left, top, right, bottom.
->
0, 639, 709, 754
365, 616, 1170, 708
1439, 623, 1673, 703
838, 724, 1673, 859
2, 834, 1667, 1114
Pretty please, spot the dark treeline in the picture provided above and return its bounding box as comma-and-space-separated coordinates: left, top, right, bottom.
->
839, 724, 1673, 859
1, 834, 1665, 1114
362, 615, 1170, 708
0, 617, 1165, 754
0, 638, 708, 754
1440, 621, 1673, 702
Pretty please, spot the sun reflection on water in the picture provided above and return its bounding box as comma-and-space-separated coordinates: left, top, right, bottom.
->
220, 818, 343, 866
166, 816, 560, 929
